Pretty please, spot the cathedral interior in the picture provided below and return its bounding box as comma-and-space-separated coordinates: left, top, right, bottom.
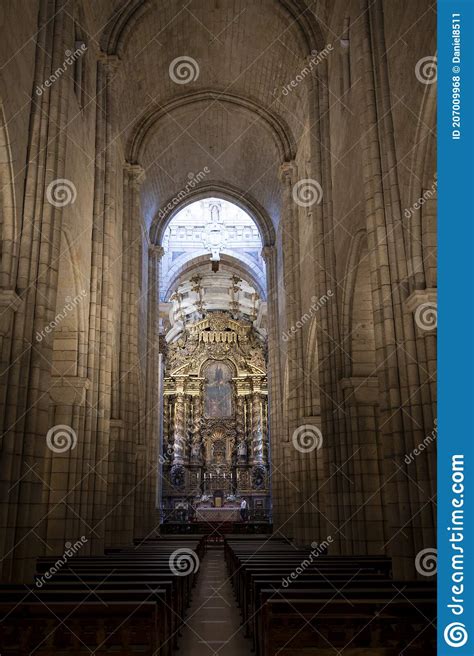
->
0, 0, 437, 654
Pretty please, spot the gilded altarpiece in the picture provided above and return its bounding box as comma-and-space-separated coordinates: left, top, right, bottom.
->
161, 312, 271, 521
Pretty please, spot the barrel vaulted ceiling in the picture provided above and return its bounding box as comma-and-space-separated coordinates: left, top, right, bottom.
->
96, 0, 323, 229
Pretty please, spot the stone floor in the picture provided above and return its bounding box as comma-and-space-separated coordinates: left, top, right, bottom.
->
178, 546, 252, 656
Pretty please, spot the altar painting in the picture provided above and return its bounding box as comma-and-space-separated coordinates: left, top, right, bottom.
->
204, 361, 233, 417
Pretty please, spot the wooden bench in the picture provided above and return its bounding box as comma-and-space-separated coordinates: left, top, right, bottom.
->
224, 539, 435, 656
0, 601, 159, 655
261, 597, 435, 656
0, 537, 204, 654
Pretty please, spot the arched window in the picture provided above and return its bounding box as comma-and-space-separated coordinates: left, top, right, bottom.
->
203, 361, 233, 418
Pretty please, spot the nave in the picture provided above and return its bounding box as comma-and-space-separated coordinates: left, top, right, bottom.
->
0, 532, 436, 654
0, 0, 437, 653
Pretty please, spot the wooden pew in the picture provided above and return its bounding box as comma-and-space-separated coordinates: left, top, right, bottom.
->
261, 597, 436, 656
224, 539, 435, 656
254, 582, 436, 654
0, 601, 159, 655
0, 537, 204, 654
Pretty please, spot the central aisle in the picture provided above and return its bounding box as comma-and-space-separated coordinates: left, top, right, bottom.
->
178, 546, 252, 656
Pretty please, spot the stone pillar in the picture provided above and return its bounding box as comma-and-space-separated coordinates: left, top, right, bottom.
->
44, 377, 91, 554
405, 289, 437, 506
261, 245, 284, 530
105, 163, 146, 548
355, 0, 436, 576
340, 377, 387, 555
81, 52, 121, 556
278, 161, 307, 538
0, 291, 21, 413
0, 0, 73, 581
307, 60, 345, 550
129, 243, 163, 539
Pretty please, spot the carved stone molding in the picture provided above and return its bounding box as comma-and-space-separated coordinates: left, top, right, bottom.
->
279, 159, 297, 183
149, 244, 165, 260
0, 289, 22, 336
340, 376, 379, 406
49, 376, 91, 406
261, 245, 275, 262
124, 162, 146, 186
405, 287, 437, 314
97, 51, 121, 75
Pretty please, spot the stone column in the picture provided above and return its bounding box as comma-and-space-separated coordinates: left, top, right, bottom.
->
307, 60, 346, 550
44, 377, 91, 552
260, 245, 282, 523
0, 291, 21, 413
129, 243, 163, 539
340, 377, 387, 555
405, 289, 437, 504
278, 162, 307, 538
81, 52, 121, 556
355, 0, 436, 576
0, 0, 73, 581
105, 163, 146, 548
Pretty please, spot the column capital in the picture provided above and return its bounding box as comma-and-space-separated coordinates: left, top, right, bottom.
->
260, 245, 275, 262
405, 287, 437, 313
97, 52, 121, 75
0, 289, 22, 336
339, 376, 379, 406
124, 162, 146, 186
279, 160, 297, 183
49, 376, 91, 406
405, 287, 437, 332
149, 244, 165, 260
0, 289, 22, 310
